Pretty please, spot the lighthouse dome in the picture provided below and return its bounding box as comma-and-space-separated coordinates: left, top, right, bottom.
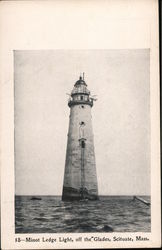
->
75, 76, 87, 86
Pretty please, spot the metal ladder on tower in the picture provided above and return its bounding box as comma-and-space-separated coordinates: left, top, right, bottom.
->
80, 139, 85, 199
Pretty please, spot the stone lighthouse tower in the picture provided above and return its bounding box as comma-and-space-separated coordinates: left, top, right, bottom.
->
62, 74, 98, 201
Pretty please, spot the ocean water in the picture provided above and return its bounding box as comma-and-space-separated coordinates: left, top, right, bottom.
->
15, 196, 151, 233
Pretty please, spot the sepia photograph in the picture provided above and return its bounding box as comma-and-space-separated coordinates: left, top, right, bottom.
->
14, 49, 151, 234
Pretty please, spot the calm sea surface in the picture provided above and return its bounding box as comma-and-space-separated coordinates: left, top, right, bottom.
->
15, 196, 151, 233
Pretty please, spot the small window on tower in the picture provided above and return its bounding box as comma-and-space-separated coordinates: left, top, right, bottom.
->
81, 96, 83, 100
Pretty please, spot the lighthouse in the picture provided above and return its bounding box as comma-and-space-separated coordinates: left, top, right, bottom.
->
62, 74, 98, 201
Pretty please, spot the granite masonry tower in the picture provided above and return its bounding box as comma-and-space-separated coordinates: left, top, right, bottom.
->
62, 74, 98, 201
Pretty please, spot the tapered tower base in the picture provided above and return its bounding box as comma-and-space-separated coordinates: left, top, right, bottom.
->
62, 186, 99, 201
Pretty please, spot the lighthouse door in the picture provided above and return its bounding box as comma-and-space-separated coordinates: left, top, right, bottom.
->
81, 140, 85, 148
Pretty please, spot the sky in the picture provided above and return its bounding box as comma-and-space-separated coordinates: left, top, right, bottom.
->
14, 49, 150, 195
